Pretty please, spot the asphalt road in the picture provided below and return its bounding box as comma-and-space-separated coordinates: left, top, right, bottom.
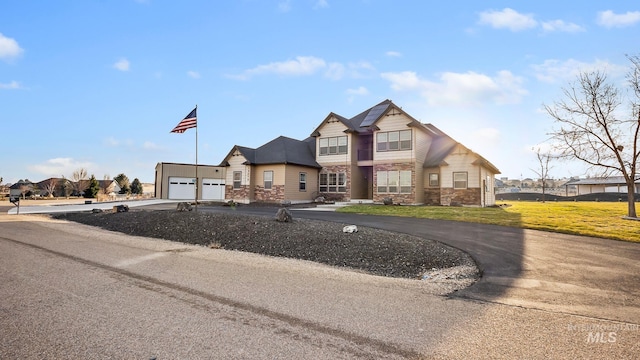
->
1, 206, 639, 358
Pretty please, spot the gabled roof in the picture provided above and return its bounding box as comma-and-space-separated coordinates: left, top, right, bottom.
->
222, 136, 321, 168
422, 123, 500, 174
311, 99, 429, 136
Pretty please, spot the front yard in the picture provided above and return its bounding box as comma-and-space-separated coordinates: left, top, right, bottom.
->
338, 201, 640, 242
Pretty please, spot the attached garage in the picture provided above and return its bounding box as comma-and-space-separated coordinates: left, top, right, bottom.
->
168, 177, 195, 200
155, 162, 227, 200
202, 178, 225, 200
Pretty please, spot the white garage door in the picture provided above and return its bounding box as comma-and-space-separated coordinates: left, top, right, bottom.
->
202, 178, 225, 200
168, 177, 195, 200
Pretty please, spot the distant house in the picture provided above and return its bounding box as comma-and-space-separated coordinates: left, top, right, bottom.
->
35, 177, 70, 197
564, 176, 640, 195
156, 100, 501, 206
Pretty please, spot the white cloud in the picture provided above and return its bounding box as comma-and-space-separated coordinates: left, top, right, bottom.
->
104, 137, 120, 147
478, 8, 537, 31
113, 58, 130, 71
541, 20, 585, 33
278, 0, 291, 12
324, 62, 345, 80
230, 56, 326, 80
346, 86, 369, 96
597, 10, 640, 28
187, 70, 201, 79
142, 141, 161, 150
531, 58, 627, 83
314, 0, 329, 9
0, 80, 21, 89
381, 70, 527, 106
386, 51, 402, 57
28, 158, 95, 177
0, 33, 24, 61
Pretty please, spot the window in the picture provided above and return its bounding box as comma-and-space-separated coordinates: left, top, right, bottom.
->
299, 172, 306, 191
453, 172, 468, 189
233, 171, 242, 189
429, 173, 439, 187
319, 136, 348, 156
376, 130, 411, 152
377, 170, 411, 193
264, 171, 273, 190
319, 172, 346, 193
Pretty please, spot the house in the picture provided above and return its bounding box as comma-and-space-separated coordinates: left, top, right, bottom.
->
563, 176, 640, 195
220, 136, 321, 203
35, 177, 69, 197
216, 100, 500, 206
309, 99, 499, 206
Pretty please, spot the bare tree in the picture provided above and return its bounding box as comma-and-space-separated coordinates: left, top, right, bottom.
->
530, 147, 553, 202
545, 55, 640, 218
71, 168, 88, 196
43, 178, 57, 197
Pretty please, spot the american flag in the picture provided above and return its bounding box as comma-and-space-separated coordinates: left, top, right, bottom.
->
170, 107, 197, 133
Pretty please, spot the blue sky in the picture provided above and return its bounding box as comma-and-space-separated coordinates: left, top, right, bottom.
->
2, 1, 640, 184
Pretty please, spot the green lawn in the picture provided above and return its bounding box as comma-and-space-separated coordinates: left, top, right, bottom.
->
337, 201, 640, 242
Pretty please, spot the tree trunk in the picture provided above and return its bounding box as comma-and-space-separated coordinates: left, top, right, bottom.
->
627, 183, 637, 218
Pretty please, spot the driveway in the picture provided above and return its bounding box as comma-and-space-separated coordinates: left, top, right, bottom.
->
203, 205, 640, 324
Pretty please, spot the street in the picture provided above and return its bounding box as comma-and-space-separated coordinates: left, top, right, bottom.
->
1, 210, 638, 359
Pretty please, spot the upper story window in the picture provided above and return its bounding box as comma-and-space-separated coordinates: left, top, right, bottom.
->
319, 136, 348, 155
376, 129, 411, 152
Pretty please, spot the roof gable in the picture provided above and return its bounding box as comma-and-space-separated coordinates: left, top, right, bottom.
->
222, 137, 320, 168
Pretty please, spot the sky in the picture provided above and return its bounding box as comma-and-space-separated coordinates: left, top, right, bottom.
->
2, 1, 640, 184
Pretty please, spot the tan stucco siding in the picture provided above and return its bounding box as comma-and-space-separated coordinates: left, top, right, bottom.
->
283, 165, 318, 201
254, 164, 286, 186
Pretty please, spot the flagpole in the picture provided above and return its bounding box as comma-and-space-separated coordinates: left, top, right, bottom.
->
195, 104, 198, 212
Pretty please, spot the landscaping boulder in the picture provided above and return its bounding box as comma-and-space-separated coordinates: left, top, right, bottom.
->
176, 202, 193, 212
383, 197, 393, 205
342, 225, 358, 233
113, 204, 129, 213
275, 207, 293, 222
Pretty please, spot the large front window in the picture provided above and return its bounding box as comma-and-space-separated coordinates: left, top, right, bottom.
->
376, 130, 411, 152
319, 172, 346, 192
319, 136, 348, 155
377, 170, 411, 193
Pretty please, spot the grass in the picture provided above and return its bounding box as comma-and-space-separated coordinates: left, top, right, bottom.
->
337, 201, 640, 243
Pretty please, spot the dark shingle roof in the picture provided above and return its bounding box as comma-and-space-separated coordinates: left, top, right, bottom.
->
227, 136, 320, 168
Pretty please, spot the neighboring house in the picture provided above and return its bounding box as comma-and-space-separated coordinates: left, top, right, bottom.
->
35, 177, 69, 197
9, 179, 35, 198
216, 100, 500, 206
563, 176, 640, 195
220, 136, 321, 204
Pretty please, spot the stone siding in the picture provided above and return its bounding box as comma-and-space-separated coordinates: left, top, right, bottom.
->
441, 187, 481, 206
226, 185, 250, 203
253, 185, 285, 202
373, 163, 416, 204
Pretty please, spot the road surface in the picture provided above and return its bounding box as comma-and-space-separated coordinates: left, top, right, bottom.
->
0, 207, 638, 358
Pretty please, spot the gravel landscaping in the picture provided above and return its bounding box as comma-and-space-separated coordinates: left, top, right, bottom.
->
54, 208, 479, 287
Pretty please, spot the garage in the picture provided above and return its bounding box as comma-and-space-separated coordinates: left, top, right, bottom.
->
168, 177, 195, 200
202, 178, 225, 200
